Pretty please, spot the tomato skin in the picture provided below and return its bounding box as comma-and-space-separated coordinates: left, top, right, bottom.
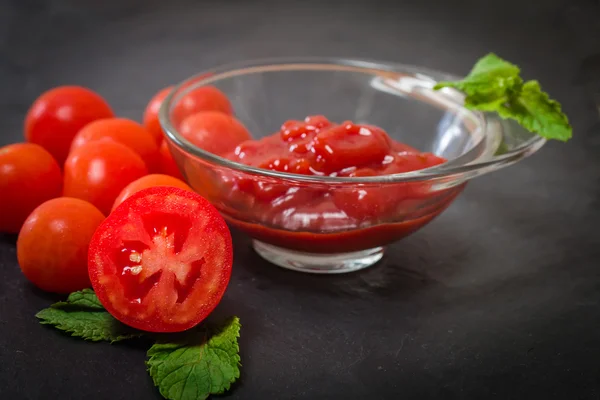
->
112, 174, 192, 211
0, 143, 62, 233
158, 140, 185, 180
172, 86, 233, 127
180, 111, 252, 156
311, 123, 390, 174
70, 118, 159, 172
63, 140, 148, 215
143, 86, 173, 144
88, 186, 233, 332
25, 86, 114, 165
17, 197, 105, 293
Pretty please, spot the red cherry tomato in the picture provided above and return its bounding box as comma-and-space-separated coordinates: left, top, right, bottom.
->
180, 111, 252, 156
0, 143, 62, 233
88, 186, 233, 332
158, 140, 185, 180
172, 86, 233, 126
17, 197, 105, 293
112, 174, 192, 211
70, 118, 159, 172
25, 86, 114, 165
143, 86, 173, 144
63, 140, 148, 215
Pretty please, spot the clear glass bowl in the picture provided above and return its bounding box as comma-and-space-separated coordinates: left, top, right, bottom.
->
160, 57, 546, 274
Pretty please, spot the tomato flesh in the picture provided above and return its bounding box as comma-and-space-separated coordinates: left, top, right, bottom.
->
88, 186, 233, 333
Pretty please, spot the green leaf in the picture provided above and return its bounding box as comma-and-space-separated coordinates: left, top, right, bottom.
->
51, 288, 105, 310
36, 289, 141, 343
434, 53, 572, 141
146, 317, 241, 400
435, 53, 523, 109
501, 80, 572, 142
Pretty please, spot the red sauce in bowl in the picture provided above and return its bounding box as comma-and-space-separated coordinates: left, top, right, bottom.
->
188, 116, 462, 253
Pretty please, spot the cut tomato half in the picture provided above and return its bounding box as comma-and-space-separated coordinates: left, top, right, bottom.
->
88, 186, 233, 333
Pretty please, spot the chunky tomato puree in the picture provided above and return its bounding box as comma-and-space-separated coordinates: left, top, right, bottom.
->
196, 116, 461, 253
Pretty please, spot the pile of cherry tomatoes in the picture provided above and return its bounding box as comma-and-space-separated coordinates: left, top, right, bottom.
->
1, 84, 249, 296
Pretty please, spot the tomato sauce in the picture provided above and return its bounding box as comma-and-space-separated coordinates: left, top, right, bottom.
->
206, 116, 460, 253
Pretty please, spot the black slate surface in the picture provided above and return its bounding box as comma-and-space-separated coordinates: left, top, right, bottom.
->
1, 0, 600, 399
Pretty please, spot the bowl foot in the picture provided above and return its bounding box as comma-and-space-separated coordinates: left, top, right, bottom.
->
252, 240, 384, 274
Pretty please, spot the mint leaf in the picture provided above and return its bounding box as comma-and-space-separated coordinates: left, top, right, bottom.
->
502, 80, 572, 142
36, 289, 141, 343
147, 317, 241, 400
51, 288, 104, 310
434, 53, 572, 141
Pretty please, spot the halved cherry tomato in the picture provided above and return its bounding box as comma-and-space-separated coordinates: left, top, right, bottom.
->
0, 143, 62, 233
70, 118, 159, 172
112, 174, 192, 211
172, 86, 233, 127
143, 86, 173, 144
180, 111, 252, 156
17, 197, 105, 293
63, 140, 148, 215
88, 186, 233, 332
25, 86, 114, 165
158, 140, 185, 180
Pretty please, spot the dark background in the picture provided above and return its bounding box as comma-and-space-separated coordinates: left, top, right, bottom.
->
1, 0, 600, 399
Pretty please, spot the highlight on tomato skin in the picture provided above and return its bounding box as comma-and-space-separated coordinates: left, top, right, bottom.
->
88, 186, 233, 333
24, 86, 114, 165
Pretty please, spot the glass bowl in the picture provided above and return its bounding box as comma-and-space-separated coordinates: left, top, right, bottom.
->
160, 57, 546, 274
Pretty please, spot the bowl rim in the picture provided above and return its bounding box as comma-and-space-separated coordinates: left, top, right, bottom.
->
159, 56, 546, 184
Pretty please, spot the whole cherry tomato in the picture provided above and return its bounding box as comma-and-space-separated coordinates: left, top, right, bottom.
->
112, 174, 192, 211
70, 118, 159, 172
172, 86, 233, 127
180, 111, 252, 156
25, 86, 114, 164
158, 140, 185, 180
0, 143, 62, 233
17, 197, 105, 293
143, 86, 173, 144
63, 140, 148, 215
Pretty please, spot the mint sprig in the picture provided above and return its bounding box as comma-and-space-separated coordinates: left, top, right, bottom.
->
36, 289, 242, 400
36, 289, 141, 343
434, 53, 572, 141
147, 317, 242, 400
